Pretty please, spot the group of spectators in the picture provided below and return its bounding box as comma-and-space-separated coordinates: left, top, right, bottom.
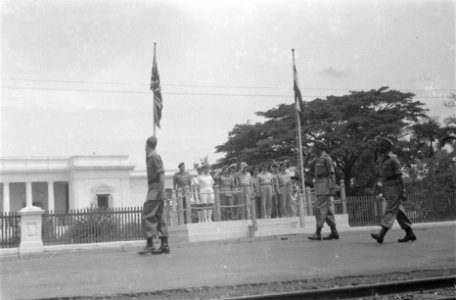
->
173, 160, 299, 223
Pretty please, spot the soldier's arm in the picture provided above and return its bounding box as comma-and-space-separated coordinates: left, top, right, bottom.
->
325, 157, 336, 187
392, 158, 406, 197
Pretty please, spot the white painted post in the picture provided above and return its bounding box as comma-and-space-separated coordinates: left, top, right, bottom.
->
340, 179, 347, 214
26, 182, 33, 207
48, 181, 55, 211
3, 182, 10, 212
18, 206, 45, 254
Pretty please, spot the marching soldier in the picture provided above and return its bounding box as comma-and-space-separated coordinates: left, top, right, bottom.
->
138, 136, 170, 255
370, 136, 416, 244
308, 141, 339, 241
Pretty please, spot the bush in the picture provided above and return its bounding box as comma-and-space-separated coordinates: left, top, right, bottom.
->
67, 208, 119, 244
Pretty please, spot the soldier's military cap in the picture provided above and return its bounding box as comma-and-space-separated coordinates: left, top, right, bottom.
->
178, 162, 185, 168
229, 163, 237, 170
313, 140, 327, 151
375, 136, 393, 149
239, 162, 248, 170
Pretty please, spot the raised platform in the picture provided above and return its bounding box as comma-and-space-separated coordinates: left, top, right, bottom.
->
169, 214, 350, 243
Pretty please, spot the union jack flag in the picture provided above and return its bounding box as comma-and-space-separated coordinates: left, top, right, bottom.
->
293, 60, 304, 114
151, 46, 163, 128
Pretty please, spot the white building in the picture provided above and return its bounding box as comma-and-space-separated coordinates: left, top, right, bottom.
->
0, 156, 183, 212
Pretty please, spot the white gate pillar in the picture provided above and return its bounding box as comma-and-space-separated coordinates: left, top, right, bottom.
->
18, 206, 44, 254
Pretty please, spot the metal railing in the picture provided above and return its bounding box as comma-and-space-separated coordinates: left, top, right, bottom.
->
42, 207, 143, 245
0, 212, 20, 248
26, 189, 456, 246
171, 185, 252, 225
347, 191, 456, 227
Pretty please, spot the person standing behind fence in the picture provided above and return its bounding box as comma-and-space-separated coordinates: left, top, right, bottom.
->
215, 166, 233, 221
173, 162, 192, 223
251, 166, 262, 218
138, 136, 170, 255
257, 163, 274, 219
271, 163, 281, 218
370, 136, 416, 244
277, 162, 293, 217
192, 164, 203, 223
198, 162, 215, 223
237, 162, 252, 219
229, 163, 241, 220
308, 141, 339, 241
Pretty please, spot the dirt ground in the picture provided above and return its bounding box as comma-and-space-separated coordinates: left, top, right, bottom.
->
36, 268, 455, 300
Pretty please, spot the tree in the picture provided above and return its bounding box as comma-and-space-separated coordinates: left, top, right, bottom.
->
215, 87, 430, 195
300, 87, 428, 194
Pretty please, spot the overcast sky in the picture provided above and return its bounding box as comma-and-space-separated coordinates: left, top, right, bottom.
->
1, 0, 455, 171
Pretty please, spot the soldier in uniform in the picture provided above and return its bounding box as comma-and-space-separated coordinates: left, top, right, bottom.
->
277, 162, 293, 217
173, 162, 192, 223
271, 163, 280, 218
257, 163, 274, 219
370, 136, 416, 244
214, 165, 233, 220
237, 162, 253, 219
308, 141, 340, 241
138, 136, 170, 255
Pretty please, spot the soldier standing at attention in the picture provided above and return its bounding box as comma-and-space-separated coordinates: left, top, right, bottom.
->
138, 136, 170, 255
215, 165, 233, 220
237, 162, 253, 219
308, 141, 339, 241
370, 136, 416, 244
257, 163, 274, 219
229, 163, 240, 220
173, 162, 192, 223
277, 162, 293, 217
271, 163, 280, 218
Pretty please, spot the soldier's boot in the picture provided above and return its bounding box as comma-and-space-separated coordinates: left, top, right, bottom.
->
371, 226, 388, 244
138, 238, 154, 255
323, 225, 340, 240
398, 227, 416, 243
151, 236, 170, 255
308, 227, 322, 241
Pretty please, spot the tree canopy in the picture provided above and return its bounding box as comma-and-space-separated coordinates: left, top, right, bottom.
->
215, 87, 456, 195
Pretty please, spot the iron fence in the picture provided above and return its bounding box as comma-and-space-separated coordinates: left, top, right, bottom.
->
0, 212, 20, 248
42, 207, 143, 245
347, 191, 456, 227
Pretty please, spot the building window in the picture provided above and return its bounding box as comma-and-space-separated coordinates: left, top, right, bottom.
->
97, 194, 110, 209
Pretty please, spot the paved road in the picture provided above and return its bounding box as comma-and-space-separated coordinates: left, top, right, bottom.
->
1, 226, 455, 300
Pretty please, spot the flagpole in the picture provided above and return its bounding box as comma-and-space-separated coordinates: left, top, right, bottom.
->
292, 49, 306, 228
153, 42, 157, 137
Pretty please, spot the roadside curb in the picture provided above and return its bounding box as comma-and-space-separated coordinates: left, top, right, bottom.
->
1, 221, 455, 257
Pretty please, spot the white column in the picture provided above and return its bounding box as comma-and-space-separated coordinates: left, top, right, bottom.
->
26, 181, 33, 207
3, 182, 10, 212
48, 181, 55, 211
